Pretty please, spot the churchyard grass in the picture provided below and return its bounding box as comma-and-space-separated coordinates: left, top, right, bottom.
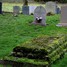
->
0, 14, 67, 66
0, 4, 67, 66
52, 53, 67, 67
0, 65, 3, 67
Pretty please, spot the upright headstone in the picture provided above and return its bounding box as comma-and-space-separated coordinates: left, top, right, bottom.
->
22, 0, 29, 15
56, 7, 61, 14
13, 6, 20, 16
45, 1, 57, 14
57, 6, 67, 27
0, 2, 2, 14
29, 6, 37, 14
32, 6, 46, 26
22, 6, 29, 15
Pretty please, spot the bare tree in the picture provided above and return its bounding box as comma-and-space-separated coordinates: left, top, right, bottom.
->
23, 0, 28, 6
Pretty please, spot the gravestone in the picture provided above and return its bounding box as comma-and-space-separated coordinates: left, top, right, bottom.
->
56, 7, 61, 14
22, 6, 29, 15
32, 6, 46, 26
22, 0, 29, 15
29, 6, 36, 14
57, 6, 67, 27
13, 6, 20, 16
0, 2, 2, 14
45, 1, 57, 14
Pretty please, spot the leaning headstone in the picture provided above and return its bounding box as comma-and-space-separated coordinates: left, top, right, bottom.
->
32, 6, 46, 26
45, 1, 57, 14
0, 2, 2, 14
57, 6, 67, 27
13, 6, 20, 16
22, 6, 29, 15
29, 6, 37, 15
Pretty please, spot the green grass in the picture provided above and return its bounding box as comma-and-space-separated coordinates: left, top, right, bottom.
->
0, 64, 11, 67
0, 13, 67, 67
0, 65, 3, 67
52, 53, 67, 67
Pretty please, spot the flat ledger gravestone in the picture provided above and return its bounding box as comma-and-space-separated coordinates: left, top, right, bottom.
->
22, 6, 29, 15
57, 6, 67, 27
0, 2, 2, 14
45, 1, 57, 14
32, 6, 46, 26
13, 6, 20, 16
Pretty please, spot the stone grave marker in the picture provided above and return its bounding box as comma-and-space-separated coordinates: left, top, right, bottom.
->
56, 7, 61, 14
45, 1, 57, 14
29, 6, 36, 15
32, 6, 46, 26
22, 6, 29, 15
57, 6, 67, 27
13, 6, 20, 16
22, 0, 29, 15
0, 2, 2, 14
